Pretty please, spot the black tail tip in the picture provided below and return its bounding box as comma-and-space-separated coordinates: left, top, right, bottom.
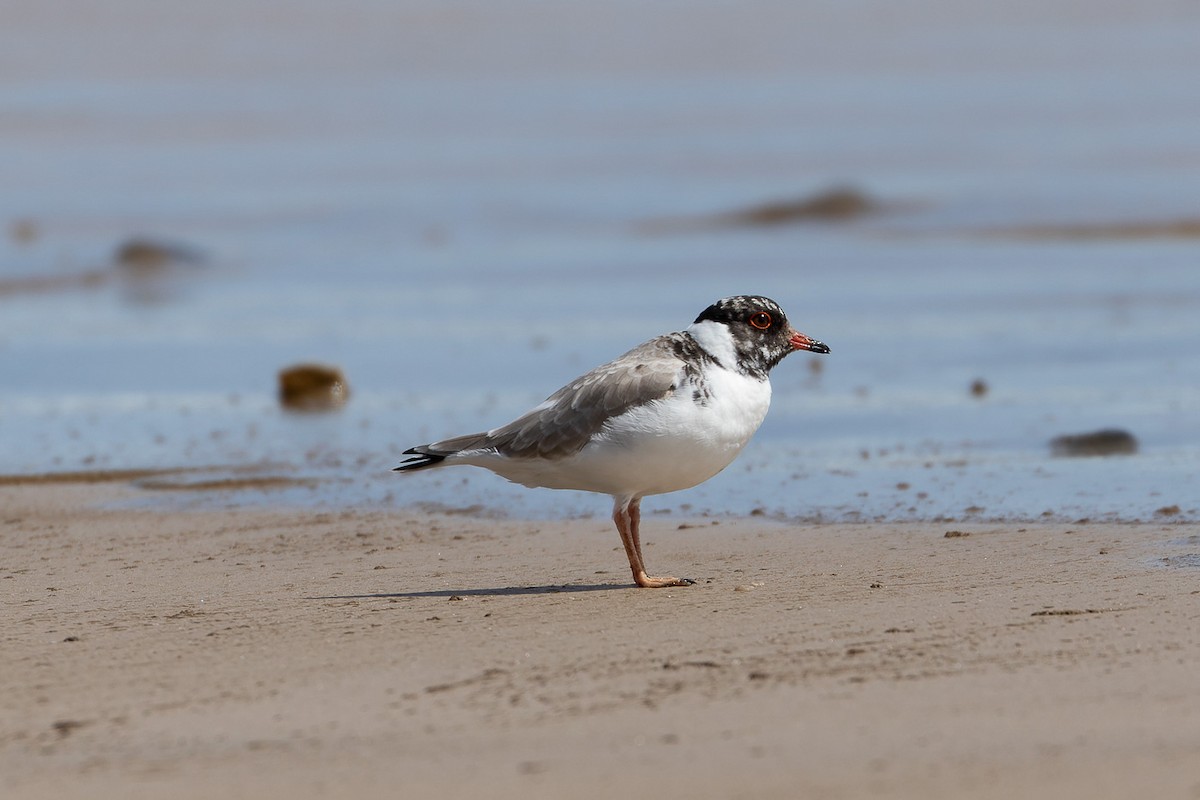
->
393, 449, 446, 472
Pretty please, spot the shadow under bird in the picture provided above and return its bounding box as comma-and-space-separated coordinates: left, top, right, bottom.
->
396, 295, 830, 588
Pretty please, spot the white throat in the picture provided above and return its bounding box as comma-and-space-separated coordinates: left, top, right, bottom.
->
686, 319, 738, 368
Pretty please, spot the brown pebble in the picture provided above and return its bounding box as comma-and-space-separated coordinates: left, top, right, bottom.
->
1155, 505, 1181, 517
278, 363, 350, 412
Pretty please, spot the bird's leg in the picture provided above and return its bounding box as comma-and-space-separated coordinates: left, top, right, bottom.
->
613, 501, 647, 584
628, 499, 645, 565
612, 498, 693, 589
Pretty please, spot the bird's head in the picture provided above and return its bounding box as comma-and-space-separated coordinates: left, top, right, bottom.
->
688, 295, 829, 377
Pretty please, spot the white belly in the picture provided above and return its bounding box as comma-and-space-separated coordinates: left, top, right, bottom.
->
482, 368, 772, 498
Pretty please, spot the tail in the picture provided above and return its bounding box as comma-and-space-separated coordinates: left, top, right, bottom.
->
393, 431, 494, 472
393, 446, 447, 472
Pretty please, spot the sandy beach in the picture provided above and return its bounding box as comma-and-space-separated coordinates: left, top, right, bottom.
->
3, 480, 1199, 799
5, 1, 1200, 797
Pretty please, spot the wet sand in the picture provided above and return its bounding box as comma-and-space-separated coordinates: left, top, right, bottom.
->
3, 483, 1199, 799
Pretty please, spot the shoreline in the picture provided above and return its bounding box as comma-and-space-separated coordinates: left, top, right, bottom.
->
3, 483, 1199, 798
1, 465, 1194, 526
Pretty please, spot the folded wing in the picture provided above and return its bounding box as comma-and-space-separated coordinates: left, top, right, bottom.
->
395, 334, 688, 469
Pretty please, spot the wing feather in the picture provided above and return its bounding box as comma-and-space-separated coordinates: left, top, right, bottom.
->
421, 334, 689, 461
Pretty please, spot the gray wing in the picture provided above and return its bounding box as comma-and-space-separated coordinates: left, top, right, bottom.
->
405, 334, 689, 464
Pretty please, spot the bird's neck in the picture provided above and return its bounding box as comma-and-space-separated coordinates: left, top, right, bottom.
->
685, 320, 738, 370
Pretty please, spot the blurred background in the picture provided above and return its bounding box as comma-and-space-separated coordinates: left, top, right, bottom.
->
2, 0, 1197, 522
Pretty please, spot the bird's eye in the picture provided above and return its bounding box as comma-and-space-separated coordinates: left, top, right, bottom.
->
749, 311, 772, 330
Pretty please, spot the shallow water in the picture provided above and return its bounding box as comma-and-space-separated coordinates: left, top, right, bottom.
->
3, 1, 1198, 521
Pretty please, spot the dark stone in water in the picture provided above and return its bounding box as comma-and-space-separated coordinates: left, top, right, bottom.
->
1049, 429, 1138, 457
641, 186, 888, 233
717, 186, 878, 227
113, 237, 204, 273
279, 364, 350, 412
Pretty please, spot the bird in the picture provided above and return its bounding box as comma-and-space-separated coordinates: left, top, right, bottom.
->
395, 295, 830, 588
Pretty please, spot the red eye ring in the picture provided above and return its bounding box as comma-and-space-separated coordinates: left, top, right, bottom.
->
749, 311, 772, 330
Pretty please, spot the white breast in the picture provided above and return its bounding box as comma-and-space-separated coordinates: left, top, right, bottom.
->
493, 364, 772, 498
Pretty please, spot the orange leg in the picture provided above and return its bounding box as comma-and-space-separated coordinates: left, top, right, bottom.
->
612, 497, 693, 588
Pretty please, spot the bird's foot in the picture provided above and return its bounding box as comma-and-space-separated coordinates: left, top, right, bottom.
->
634, 573, 696, 589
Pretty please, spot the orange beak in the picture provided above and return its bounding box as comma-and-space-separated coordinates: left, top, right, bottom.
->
789, 330, 830, 354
